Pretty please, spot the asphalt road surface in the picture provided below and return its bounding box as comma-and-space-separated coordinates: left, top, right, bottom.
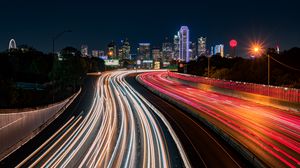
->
1, 70, 189, 167
138, 71, 300, 168
126, 73, 250, 168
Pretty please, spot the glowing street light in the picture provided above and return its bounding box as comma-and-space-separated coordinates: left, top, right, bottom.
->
108, 51, 113, 57
250, 43, 263, 56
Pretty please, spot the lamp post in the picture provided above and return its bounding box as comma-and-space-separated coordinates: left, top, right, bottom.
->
52, 30, 72, 57
51, 30, 72, 102
207, 56, 210, 77
251, 44, 270, 95
267, 54, 270, 86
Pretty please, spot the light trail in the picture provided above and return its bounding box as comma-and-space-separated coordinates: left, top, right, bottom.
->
18, 70, 190, 168
138, 71, 300, 168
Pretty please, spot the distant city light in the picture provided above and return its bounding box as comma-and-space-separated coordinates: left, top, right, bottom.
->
108, 51, 113, 56
229, 39, 237, 48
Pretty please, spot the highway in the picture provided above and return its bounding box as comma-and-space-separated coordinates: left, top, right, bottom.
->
138, 71, 300, 168
1, 76, 99, 167
1, 70, 189, 167
126, 73, 248, 168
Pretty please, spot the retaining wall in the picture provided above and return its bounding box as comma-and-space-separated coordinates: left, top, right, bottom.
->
0, 88, 81, 160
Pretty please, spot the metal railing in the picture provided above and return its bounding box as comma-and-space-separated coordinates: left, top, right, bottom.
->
168, 72, 300, 103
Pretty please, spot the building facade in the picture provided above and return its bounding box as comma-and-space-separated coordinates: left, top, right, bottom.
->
198, 37, 207, 57
92, 50, 101, 57
179, 26, 190, 62
138, 43, 151, 60
152, 48, 161, 61
81, 45, 88, 57
214, 44, 224, 57
162, 37, 173, 62
120, 38, 131, 60
173, 34, 180, 60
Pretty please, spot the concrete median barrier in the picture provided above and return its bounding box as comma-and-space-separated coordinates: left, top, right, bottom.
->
0, 88, 81, 161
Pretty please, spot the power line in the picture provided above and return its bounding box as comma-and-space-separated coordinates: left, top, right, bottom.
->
269, 55, 300, 72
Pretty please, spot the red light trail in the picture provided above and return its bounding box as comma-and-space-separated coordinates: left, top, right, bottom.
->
138, 71, 300, 168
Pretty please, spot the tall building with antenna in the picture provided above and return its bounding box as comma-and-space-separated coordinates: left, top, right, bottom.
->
179, 26, 190, 62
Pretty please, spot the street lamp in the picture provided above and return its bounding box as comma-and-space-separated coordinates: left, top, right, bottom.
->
52, 30, 72, 57
208, 56, 211, 77
51, 30, 72, 102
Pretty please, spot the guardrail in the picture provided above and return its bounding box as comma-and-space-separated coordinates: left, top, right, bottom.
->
168, 72, 300, 103
0, 88, 81, 161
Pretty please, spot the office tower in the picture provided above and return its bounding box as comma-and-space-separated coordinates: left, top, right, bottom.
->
198, 37, 207, 56
107, 41, 117, 59
162, 37, 173, 62
190, 42, 197, 60
210, 46, 214, 56
92, 50, 101, 57
152, 48, 161, 61
214, 44, 224, 57
81, 45, 88, 57
138, 43, 151, 60
179, 26, 190, 62
120, 38, 131, 60
173, 34, 180, 60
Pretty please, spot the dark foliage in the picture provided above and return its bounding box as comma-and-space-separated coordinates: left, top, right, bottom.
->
185, 48, 300, 88
0, 46, 105, 108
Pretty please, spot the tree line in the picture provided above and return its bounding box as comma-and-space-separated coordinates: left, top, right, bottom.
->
179, 47, 300, 89
0, 46, 105, 108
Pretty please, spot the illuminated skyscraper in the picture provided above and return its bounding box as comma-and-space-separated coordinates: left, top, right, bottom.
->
92, 50, 101, 57
179, 26, 190, 62
152, 48, 161, 61
162, 37, 173, 62
138, 43, 151, 60
173, 34, 180, 60
81, 45, 88, 57
198, 37, 207, 56
120, 38, 131, 59
276, 45, 280, 54
214, 44, 224, 57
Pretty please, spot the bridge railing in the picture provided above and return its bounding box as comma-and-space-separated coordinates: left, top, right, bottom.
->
168, 72, 300, 103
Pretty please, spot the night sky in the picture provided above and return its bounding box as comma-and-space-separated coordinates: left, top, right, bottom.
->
1, 0, 299, 56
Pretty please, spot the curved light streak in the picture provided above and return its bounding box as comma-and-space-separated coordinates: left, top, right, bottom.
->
138, 71, 300, 168
18, 70, 190, 168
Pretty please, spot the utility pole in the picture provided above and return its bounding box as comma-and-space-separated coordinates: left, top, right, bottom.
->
52, 30, 72, 103
208, 56, 211, 77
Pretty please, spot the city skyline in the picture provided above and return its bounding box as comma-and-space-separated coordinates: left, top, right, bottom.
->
1, 0, 300, 167
1, 0, 299, 55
